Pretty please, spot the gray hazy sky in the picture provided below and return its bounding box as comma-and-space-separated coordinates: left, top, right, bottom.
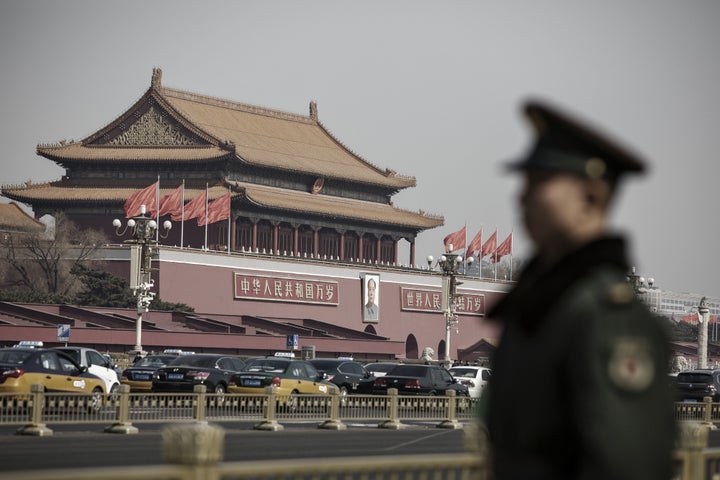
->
1, 1, 719, 298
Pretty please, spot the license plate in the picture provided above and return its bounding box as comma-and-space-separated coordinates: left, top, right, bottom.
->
684, 399, 698, 402
243, 379, 262, 387
167, 373, 184, 380
135, 374, 151, 381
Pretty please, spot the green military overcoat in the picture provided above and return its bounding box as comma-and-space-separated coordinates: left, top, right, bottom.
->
484, 236, 675, 480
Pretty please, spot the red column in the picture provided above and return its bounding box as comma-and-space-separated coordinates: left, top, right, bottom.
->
273, 223, 279, 254
410, 239, 416, 267
252, 221, 258, 252
313, 228, 319, 257
339, 231, 345, 260
376, 236, 381, 262
293, 225, 299, 256
357, 233, 364, 262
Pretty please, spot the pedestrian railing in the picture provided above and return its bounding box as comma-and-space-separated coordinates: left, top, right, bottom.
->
0, 384, 475, 434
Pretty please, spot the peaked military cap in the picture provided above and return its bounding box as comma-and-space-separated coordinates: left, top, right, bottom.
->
508, 99, 646, 180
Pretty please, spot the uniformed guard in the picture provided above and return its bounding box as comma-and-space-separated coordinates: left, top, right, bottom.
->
483, 100, 675, 479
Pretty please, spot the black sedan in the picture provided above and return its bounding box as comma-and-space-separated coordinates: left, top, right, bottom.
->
151, 354, 245, 396
371, 364, 469, 396
309, 358, 375, 397
122, 354, 179, 392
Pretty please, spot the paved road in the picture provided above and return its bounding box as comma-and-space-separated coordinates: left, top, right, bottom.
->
0, 422, 469, 473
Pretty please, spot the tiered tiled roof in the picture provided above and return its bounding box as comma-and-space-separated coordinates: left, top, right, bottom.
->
2, 69, 443, 233
233, 181, 442, 229
35, 68, 415, 189
0, 202, 45, 233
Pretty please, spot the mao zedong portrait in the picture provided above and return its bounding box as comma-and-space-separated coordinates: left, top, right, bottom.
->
364, 276, 379, 321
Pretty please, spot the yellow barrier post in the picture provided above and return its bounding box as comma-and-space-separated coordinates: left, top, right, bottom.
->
16, 384, 53, 436
676, 421, 711, 480
105, 384, 138, 434
194, 384, 207, 423
702, 396, 717, 429
379, 388, 404, 429
437, 389, 462, 429
319, 389, 347, 430
163, 423, 225, 480
254, 386, 284, 431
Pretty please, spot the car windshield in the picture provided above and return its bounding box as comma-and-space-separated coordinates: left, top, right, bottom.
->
56, 349, 80, 363
135, 356, 174, 367
168, 356, 218, 368
0, 350, 32, 364
243, 359, 289, 374
449, 368, 479, 378
387, 365, 429, 377
310, 360, 339, 371
678, 372, 714, 383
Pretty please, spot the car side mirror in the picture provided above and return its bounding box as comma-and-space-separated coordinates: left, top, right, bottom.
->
79, 365, 88, 374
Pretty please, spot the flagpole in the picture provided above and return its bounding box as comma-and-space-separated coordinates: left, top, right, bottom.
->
227, 187, 231, 255
494, 227, 498, 281
155, 175, 160, 242
204, 183, 208, 251
510, 230, 514, 280
463, 220, 467, 275
180, 180, 185, 249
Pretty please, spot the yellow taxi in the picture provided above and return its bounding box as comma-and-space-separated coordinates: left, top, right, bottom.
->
228, 356, 339, 396
0, 347, 106, 406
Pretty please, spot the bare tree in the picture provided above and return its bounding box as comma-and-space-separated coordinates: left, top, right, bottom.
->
0, 212, 107, 296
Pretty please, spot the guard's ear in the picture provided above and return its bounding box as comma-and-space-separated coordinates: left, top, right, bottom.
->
584, 177, 613, 210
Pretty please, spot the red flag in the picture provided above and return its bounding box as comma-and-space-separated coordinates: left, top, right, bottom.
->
443, 226, 466, 252
183, 189, 207, 221
124, 182, 158, 218
198, 192, 231, 226
159, 185, 183, 219
495, 232, 513, 259
466, 229, 482, 259
480, 230, 497, 258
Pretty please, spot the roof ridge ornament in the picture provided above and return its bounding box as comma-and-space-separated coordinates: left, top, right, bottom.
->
151, 68, 163, 89
309, 101, 318, 121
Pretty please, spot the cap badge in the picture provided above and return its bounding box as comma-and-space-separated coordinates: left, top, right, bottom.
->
585, 157, 607, 178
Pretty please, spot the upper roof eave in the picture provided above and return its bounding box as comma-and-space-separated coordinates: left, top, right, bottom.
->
231, 181, 443, 231
36, 143, 229, 163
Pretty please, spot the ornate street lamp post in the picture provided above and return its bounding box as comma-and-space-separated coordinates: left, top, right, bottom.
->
428, 246, 473, 368
113, 205, 171, 358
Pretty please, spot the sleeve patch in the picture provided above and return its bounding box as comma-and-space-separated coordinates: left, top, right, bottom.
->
607, 338, 655, 393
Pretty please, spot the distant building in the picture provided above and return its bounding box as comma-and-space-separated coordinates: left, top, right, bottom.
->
2, 68, 442, 267
0, 202, 45, 238
0, 69, 507, 361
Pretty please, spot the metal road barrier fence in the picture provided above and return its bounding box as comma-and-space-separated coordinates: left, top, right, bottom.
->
0, 384, 473, 433
3, 386, 720, 479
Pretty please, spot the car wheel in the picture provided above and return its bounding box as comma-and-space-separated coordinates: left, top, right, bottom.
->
213, 384, 226, 406
108, 383, 119, 403
339, 386, 348, 407
88, 387, 104, 413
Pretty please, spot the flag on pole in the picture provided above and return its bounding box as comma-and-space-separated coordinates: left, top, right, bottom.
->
495, 232, 513, 259
199, 192, 231, 226
124, 181, 158, 218
480, 230, 497, 258
443, 226, 466, 252
183, 189, 207, 221
159, 184, 183, 219
466, 229, 483, 260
